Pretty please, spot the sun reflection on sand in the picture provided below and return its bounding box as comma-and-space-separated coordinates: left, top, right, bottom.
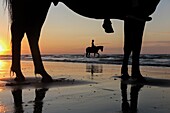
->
0, 88, 4, 92
0, 39, 10, 55
0, 45, 3, 53
0, 60, 11, 79
0, 61, 3, 69
0, 61, 6, 71
0, 104, 7, 113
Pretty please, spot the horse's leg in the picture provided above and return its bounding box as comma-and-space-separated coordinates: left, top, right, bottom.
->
86, 52, 88, 57
131, 20, 145, 80
11, 22, 25, 82
26, 28, 52, 82
97, 53, 100, 58
88, 53, 90, 58
121, 19, 133, 79
122, 19, 145, 80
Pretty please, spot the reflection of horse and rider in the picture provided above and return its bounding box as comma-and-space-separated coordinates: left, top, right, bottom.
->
86, 64, 103, 79
86, 40, 104, 58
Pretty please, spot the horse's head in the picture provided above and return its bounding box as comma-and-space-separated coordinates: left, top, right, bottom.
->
99, 46, 104, 52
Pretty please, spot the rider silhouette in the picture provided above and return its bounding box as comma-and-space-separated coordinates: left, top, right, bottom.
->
91, 40, 96, 48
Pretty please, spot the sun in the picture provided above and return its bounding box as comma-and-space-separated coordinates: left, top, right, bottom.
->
0, 45, 3, 51
0, 40, 9, 55
0, 45, 4, 54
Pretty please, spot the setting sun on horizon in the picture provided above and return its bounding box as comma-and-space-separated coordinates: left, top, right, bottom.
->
0, 42, 5, 55
0, 39, 10, 55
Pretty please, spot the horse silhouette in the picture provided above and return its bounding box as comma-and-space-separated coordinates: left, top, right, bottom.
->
86, 46, 103, 58
5, 0, 160, 82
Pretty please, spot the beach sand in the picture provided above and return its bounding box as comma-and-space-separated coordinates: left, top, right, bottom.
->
0, 60, 170, 113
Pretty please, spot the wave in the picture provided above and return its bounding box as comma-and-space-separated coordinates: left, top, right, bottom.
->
0, 54, 170, 67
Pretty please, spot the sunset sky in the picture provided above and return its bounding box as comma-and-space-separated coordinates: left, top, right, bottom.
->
0, 0, 170, 55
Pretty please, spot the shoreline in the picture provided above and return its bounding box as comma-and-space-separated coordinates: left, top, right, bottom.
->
0, 60, 170, 113
0, 53, 170, 68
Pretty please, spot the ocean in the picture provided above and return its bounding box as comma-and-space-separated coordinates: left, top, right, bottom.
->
0, 54, 170, 67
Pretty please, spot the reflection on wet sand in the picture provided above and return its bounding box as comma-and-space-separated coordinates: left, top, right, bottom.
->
0, 60, 10, 77
12, 88, 48, 113
86, 64, 103, 79
121, 81, 143, 113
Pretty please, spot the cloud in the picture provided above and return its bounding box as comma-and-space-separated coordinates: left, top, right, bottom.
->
144, 41, 170, 46
148, 32, 170, 35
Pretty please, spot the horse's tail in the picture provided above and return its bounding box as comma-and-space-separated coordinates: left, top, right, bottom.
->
4, 0, 12, 23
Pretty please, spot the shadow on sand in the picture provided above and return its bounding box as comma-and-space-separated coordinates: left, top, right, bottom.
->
114, 76, 170, 88
0, 77, 96, 90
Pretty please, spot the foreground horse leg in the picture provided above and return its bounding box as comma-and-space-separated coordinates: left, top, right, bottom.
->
121, 19, 145, 80
26, 28, 53, 82
121, 20, 133, 80
11, 22, 25, 82
131, 20, 145, 80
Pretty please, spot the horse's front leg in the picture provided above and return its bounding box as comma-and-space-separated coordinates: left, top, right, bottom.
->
86, 52, 89, 57
26, 28, 53, 82
11, 22, 25, 82
97, 53, 100, 58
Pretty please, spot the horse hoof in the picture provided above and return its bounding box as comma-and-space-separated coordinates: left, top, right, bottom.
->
131, 75, 146, 82
14, 76, 25, 82
41, 76, 53, 83
121, 73, 130, 80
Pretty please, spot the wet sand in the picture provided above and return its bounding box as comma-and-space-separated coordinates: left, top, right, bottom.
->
0, 60, 170, 113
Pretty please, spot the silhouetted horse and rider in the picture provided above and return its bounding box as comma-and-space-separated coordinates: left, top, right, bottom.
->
86, 46, 104, 58
86, 40, 103, 57
5, 0, 160, 82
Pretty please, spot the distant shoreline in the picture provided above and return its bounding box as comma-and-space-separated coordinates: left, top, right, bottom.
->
0, 54, 170, 67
